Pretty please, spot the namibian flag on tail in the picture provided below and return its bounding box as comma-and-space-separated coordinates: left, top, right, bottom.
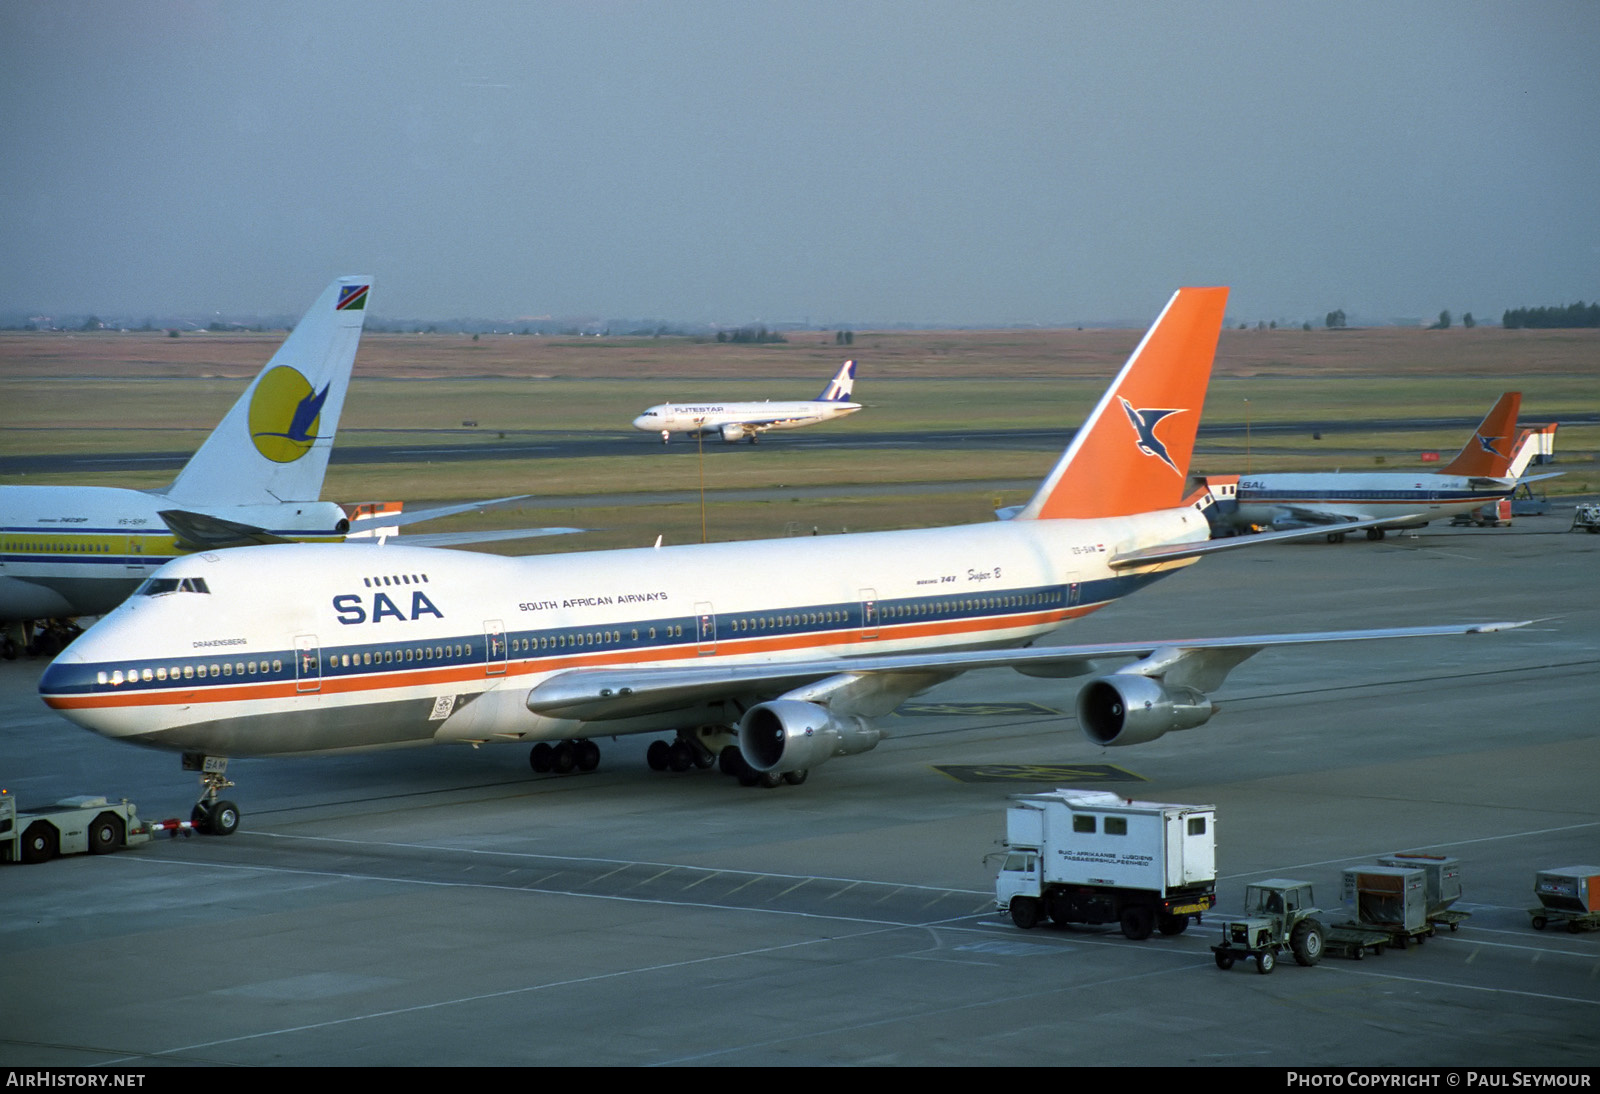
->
1014, 286, 1229, 522
337, 284, 370, 311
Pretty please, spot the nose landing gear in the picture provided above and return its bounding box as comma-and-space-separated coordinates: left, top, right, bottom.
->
182, 753, 241, 836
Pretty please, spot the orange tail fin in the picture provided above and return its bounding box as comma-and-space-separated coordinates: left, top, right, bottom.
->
1440, 392, 1520, 477
1016, 287, 1228, 520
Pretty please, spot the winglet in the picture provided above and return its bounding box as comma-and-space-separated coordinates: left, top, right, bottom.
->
1439, 392, 1520, 478
817, 360, 857, 402
1015, 287, 1228, 520
161, 276, 372, 506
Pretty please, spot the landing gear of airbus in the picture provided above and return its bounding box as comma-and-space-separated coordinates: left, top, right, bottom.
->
181, 752, 241, 836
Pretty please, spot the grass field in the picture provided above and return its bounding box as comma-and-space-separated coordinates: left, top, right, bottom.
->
4, 326, 1594, 551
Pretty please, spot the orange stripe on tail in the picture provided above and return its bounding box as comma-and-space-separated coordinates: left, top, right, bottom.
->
1016, 287, 1228, 520
1440, 392, 1520, 477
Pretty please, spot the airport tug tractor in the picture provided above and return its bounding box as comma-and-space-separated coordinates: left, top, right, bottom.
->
1211, 879, 1327, 974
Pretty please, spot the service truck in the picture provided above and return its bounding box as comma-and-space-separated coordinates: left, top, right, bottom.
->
994, 788, 1216, 939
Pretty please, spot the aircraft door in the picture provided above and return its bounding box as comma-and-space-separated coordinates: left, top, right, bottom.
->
484, 619, 507, 676
125, 536, 152, 576
695, 602, 716, 654
859, 589, 879, 639
1068, 582, 1082, 609
294, 634, 321, 693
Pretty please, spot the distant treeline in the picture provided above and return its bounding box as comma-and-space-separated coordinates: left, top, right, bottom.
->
1502, 302, 1600, 329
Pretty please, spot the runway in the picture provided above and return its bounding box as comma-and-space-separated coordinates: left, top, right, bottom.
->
1, 516, 1596, 1066
10, 413, 1596, 475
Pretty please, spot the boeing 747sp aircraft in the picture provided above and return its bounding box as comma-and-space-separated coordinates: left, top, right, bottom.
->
40, 288, 1524, 834
1, 277, 371, 656
632, 360, 861, 443
3, 277, 577, 658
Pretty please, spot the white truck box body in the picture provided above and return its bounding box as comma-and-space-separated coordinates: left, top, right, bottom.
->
1006, 789, 1216, 895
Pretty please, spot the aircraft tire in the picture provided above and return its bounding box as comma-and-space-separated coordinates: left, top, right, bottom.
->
668, 741, 693, 772
782, 769, 808, 785
529, 742, 554, 773
577, 740, 600, 771
718, 746, 749, 777
646, 740, 670, 771
209, 801, 241, 837
552, 741, 577, 775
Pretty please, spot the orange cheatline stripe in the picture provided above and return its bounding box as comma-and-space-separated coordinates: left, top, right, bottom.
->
42, 603, 1110, 712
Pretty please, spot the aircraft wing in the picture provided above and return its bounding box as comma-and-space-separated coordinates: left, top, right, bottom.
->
159, 509, 294, 551
523, 620, 1528, 722
734, 415, 811, 431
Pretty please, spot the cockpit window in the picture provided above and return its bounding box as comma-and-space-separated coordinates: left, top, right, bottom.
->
137, 576, 210, 596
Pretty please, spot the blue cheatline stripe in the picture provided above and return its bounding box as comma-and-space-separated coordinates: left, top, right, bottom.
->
40, 571, 1172, 700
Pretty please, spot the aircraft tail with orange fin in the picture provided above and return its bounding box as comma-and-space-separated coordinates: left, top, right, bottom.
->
1015, 286, 1229, 521
1439, 392, 1521, 478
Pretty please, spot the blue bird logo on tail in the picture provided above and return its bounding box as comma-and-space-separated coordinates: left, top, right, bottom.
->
1475, 432, 1506, 457
248, 366, 330, 463
1119, 397, 1185, 475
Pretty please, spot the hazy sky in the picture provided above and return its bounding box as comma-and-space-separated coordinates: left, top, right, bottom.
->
3, 1, 1596, 326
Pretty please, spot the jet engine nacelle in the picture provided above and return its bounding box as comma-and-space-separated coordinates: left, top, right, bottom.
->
719, 422, 749, 442
737, 700, 881, 773
1074, 674, 1216, 747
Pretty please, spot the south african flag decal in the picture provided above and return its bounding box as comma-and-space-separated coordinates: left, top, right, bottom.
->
337, 284, 369, 311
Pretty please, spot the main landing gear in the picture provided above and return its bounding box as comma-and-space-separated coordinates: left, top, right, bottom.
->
643, 728, 808, 789
182, 753, 241, 836
523, 730, 810, 789
528, 739, 600, 774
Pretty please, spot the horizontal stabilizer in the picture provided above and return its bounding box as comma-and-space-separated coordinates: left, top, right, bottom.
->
347, 494, 538, 531
1107, 515, 1402, 569
394, 526, 585, 548
158, 509, 294, 551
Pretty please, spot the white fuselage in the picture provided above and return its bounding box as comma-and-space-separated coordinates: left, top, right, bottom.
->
0, 484, 348, 620
40, 509, 1206, 757
1230, 471, 1513, 530
631, 399, 861, 440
